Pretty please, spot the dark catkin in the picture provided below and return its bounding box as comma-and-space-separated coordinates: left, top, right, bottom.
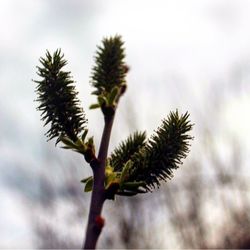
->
34, 49, 87, 143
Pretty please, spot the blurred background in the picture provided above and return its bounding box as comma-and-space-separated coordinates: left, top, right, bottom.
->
1, 0, 250, 248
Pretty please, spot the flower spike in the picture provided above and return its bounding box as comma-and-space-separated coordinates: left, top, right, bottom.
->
90, 35, 129, 113
34, 49, 87, 143
91, 35, 127, 94
128, 110, 193, 191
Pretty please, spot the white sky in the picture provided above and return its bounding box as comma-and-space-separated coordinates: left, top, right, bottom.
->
0, 0, 250, 247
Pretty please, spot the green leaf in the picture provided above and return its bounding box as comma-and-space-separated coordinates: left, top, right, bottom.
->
89, 103, 100, 109
120, 160, 132, 184
81, 129, 88, 142
98, 96, 108, 106
60, 136, 77, 148
122, 181, 146, 190
84, 178, 93, 192
116, 190, 138, 196
104, 165, 117, 188
107, 86, 119, 105
81, 176, 92, 183
86, 136, 94, 147
91, 90, 102, 95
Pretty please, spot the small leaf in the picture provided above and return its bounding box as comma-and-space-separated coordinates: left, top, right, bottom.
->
105, 165, 118, 189
89, 103, 100, 109
122, 181, 146, 190
91, 90, 102, 95
116, 191, 138, 196
84, 178, 93, 192
81, 176, 92, 183
86, 136, 94, 147
81, 129, 88, 142
61, 146, 72, 149
120, 160, 132, 184
98, 96, 108, 106
105, 165, 114, 176
107, 86, 119, 105
60, 136, 77, 148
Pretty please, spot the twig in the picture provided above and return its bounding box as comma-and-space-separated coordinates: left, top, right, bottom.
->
83, 113, 115, 249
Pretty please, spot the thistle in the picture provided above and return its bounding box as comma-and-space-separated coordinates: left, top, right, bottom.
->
34, 35, 193, 249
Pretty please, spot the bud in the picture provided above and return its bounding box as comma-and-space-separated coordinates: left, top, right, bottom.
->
95, 215, 105, 230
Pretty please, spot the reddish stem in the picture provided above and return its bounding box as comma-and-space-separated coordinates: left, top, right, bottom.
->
83, 114, 115, 249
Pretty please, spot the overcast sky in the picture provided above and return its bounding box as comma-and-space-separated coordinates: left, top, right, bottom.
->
1, 0, 250, 247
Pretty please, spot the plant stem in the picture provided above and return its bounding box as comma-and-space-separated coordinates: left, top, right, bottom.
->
83, 113, 115, 249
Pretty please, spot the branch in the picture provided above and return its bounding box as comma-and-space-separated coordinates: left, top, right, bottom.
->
83, 113, 115, 249
83, 35, 127, 249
